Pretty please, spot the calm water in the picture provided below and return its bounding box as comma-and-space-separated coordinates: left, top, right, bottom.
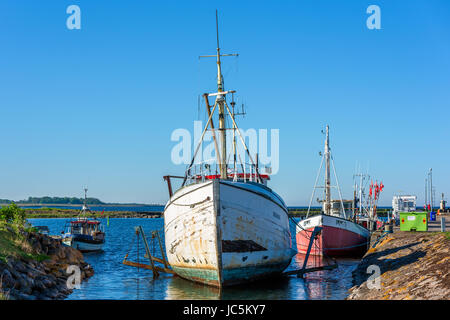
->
27, 218, 359, 300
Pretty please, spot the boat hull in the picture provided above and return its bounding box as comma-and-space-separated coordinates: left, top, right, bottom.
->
296, 214, 370, 257
62, 238, 104, 252
164, 179, 294, 287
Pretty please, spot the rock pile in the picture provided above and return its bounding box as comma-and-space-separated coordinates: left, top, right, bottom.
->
0, 231, 94, 300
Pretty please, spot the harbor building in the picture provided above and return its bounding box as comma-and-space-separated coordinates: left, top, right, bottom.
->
392, 195, 417, 214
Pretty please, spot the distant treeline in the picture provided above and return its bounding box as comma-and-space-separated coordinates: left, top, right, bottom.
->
0, 197, 104, 205
0, 197, 164, 206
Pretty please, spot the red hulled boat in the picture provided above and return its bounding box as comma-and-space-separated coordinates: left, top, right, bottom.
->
296, 213, 370, 257
295, 126, 370, 258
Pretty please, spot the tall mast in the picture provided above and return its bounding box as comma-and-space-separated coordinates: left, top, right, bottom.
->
231, 99, 237, 173
192, 10, 238, 184
359, 174, 363, 216
81, 187, 89, 214
324, 125, 331, 215
429, 168, 433, 210
215, 10, 227, 179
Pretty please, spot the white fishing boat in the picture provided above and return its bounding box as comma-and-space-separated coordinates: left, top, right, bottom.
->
163, 12, 294, 287
62, 188, 105, 252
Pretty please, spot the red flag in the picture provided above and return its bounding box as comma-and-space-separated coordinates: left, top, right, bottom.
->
380, 182, 384, 192
375, 181, 379, 200
369, 180, 373, 198
101, 210, 104, 215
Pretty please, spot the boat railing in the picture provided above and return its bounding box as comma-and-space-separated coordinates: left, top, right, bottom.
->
184, 160, 271, 186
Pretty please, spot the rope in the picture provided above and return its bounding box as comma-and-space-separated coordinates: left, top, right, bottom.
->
171, 196, 211, 208
371, 231, 389, 248
124, 233, 137, 259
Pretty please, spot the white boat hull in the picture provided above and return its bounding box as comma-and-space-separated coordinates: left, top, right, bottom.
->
62, 238, 104, 252
164, 179, 294, 287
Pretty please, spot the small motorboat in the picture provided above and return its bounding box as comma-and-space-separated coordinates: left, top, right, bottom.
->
62, 217, 105, 252
61, 188, 105, 252
34, 226, 50, 235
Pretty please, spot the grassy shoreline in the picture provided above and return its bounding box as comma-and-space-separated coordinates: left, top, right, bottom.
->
9, 203, 163, 208
24, 208, 393, 219
1, 204, 95, 300
22, 206, 394, 219
0, 221, 49, 264
24, 207, 163, 219
26, 208, 315, 218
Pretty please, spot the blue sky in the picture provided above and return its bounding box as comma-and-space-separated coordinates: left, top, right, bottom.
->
0, 1, 449, 206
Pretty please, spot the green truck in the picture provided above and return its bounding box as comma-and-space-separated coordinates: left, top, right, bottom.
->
399, 212, 428, 231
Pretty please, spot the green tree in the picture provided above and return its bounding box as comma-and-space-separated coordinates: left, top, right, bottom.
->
0, 203, 25, 225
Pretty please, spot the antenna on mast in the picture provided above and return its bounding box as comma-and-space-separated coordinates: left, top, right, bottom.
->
306, 126, 346, 218
215, 9, 223, 92
198, 9, 240, 92
183, 10, 263, 184
197, 10, 239, 179
84, 187, 88, 205
216, 9, 220, 50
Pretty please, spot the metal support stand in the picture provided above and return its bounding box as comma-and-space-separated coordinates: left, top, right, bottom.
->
300, 226, 322, 276
123, 226, 174, 277
138, 226, 159, 278
284, 226, 338, 278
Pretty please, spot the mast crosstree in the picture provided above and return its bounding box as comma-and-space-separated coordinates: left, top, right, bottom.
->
306, 125, 346, 219
199, 10, 238, 179
182, 10, 262, 185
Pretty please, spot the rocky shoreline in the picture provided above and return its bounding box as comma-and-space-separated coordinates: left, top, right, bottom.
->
347, 231, 449, 300
0, 229, 94, 300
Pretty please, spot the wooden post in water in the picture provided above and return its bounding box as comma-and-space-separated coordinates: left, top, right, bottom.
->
136, 226, 159, 278
154, 230, 169, 269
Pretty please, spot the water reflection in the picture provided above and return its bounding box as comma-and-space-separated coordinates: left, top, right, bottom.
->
165, 274, 294, 300
166, 276, 222, 300
28, 218, 359, 300
163, 253, 359, 300
289, 254, 360, 300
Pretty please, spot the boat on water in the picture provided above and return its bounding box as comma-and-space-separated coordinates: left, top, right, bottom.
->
296, 126, 371, 257
35, 226, 50, 235
62, 188, 105, 252
163, 12, 294, 287
353, 170, 386, 231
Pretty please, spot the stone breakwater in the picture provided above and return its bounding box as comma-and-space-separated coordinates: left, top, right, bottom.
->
0, 230, 94, 300
347, 231, 449, 300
